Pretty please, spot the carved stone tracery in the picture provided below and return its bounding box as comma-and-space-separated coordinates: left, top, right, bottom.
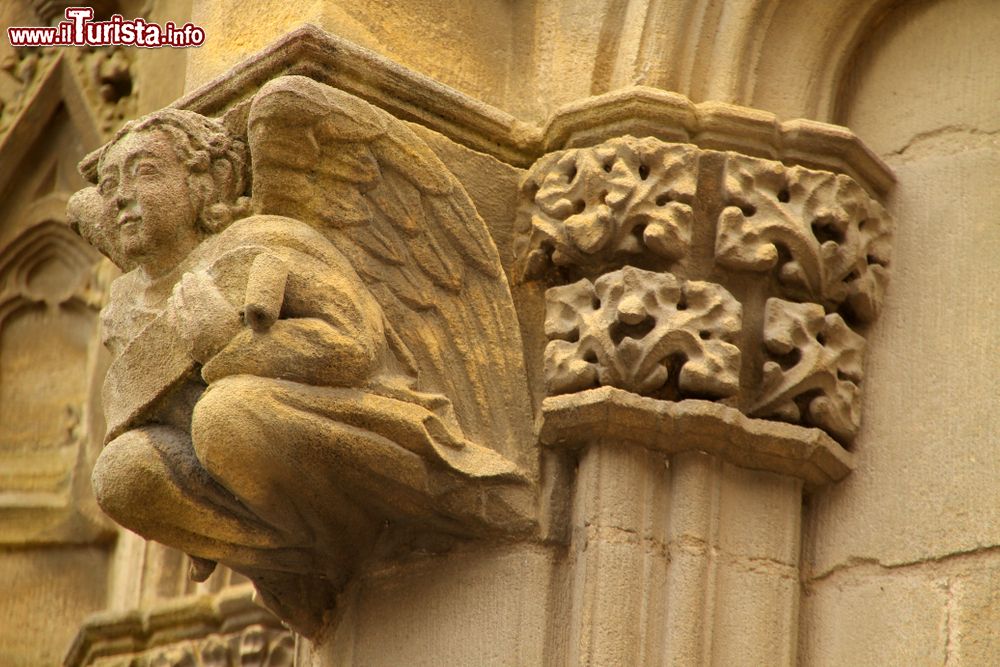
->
0, 48, 56, 137
68, 47, 136, 138
64, 587, 293, 667
0, 45, 136, 150
117, 625, 294, 667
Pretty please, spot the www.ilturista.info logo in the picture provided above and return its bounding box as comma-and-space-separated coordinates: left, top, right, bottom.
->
7, 7, 205, 48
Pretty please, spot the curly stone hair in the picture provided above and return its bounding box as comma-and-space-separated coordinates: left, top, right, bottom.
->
96, 108, 252, 235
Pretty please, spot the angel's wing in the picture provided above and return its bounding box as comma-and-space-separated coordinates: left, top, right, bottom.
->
246, 76, 533, 473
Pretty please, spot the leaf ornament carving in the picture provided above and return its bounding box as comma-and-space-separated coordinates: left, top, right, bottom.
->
515, 137, 699, 280
544, 266, 741, 399
752, 298, 866, 443
716, 154, 892, 322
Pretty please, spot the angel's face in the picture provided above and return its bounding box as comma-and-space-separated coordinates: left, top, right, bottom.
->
98, 129, 201, 277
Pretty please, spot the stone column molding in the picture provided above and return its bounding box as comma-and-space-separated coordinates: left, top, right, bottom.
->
64, 586, 294, 667
514, 127, 893, 665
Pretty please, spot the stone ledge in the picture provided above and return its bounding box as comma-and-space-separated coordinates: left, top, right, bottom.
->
63, 585, 283, 667
538, 387, 854, 488
172, 24, 539, 168
166, 24, 893, 197
541, 87, 894, 197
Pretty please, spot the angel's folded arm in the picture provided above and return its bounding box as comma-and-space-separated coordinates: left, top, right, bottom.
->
196, 238, 386, 386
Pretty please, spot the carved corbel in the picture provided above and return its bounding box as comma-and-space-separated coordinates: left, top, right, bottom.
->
68, 75, 537, 635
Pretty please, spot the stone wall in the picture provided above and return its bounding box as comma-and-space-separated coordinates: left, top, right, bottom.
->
800, 1, 1000, 663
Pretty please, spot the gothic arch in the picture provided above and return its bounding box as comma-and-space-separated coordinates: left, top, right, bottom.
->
0, 215, 107, 544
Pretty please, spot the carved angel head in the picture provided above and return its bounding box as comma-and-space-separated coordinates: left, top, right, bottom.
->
69, 109, 250, 275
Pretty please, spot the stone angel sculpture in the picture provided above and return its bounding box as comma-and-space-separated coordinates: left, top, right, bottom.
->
67, 76, 536, 635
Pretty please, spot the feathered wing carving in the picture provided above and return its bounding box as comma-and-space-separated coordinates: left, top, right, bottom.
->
246, 75, 534, 476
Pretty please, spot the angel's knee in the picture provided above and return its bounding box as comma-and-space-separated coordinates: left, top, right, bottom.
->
92, 426, 184, 531
191, 375, 275, 479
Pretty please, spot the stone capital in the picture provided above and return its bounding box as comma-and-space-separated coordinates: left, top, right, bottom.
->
515, 125, 894, 484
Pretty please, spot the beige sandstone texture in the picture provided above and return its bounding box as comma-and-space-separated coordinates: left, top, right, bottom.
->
798, 1, 1000, 664
0, 0, 994, 665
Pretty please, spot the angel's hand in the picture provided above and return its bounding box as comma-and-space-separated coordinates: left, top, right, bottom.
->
167, 270, 242, 364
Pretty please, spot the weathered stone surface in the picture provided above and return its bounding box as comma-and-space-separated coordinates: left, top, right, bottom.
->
0, 44, 136, 149
0, 221, 109, 543
842, 0, 1000, 157
544, 267, 741, 398
12, 2, 987, 664
540, 387, 853, 487
711, 564, 799, 666
516, 138, 698, 280
0, 47, 57, 138
797, 5, 1000, 663
176, 23, 897, 194
807, 137, 1000, 575
0, 547, 109, 666
717, 463, 802, 566
716, 153, 892, 322
65, 46, 136, 138
65, 585, 291, 667
564, 443, 670, 666
753, 298, 866, 443
514, 132, 892, 452
317, 544, 560, 666
541, 88, 895, 196
952, 562, 1000, 665
804, 0, 1000, 574
800, 570, 948, 667
68, 75, 537, 635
